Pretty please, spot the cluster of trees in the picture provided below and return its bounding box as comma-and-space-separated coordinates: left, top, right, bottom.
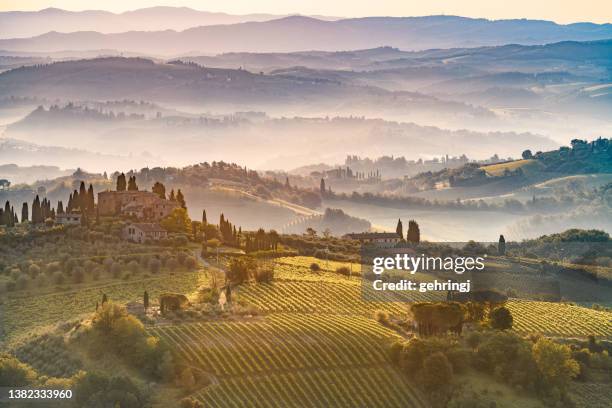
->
66, 181, 95, 215
390, 322, 580, 407
0, 201, 18, 226
395, 218, 421, 243
218, 213, 239, 245
120, 161, 322, 210
0, 196, 59, 227
244, 229, 280, 253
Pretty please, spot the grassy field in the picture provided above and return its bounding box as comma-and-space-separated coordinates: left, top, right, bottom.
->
481, 159, 543, 177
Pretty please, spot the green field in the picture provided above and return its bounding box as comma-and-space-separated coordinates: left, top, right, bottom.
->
481, 159, 543, 177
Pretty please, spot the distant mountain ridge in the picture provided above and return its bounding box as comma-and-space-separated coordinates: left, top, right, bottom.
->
0, 7, 339, 39
0, 14, 611, 55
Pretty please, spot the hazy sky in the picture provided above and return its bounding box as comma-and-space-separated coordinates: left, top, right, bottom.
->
1, 0, 611, 24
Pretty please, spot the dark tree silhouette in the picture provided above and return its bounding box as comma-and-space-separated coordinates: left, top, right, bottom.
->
396, 218, 403, 240
21, 202, 28, 223
407, 220, 420, 243
127, 176, 138, 191
498, 235, 506, 256
490, 306, 513, 330
176, 189, 186, 209
152, 181, 166, 199
202, 209, 207, 224
116, 173, 127, 191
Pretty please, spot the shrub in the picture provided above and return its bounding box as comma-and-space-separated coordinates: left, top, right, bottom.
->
166, 258, 179, 271
16, 275, 29, 290
446, 347, 472, 374
5, 279, 16, 292
228, 257, 256, 284
111, 262, 122, 278
310, 262, 321, 272
180, 397, 204, 408
72, 268, 85, 284
53, 271, 65, 285
255, 266, 275, 283
336, 266, 351, 276
184, 256, 197, 270
127, 260, 140, 274
148, 258, 161, 274
490, 306, 513, 330
0, 354, 37, 386
421, 352, 453, 392
28, 264, 41, 278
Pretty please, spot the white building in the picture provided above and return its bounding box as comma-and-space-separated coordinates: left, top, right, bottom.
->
55, 212, 82, 225
123, 223, 168, 243
342, 232, 401, 248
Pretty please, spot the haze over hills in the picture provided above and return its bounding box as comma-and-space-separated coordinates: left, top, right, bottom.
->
3, 103, 557, 171
0, 57, 493, 125
1, 15, 612, 55
0, 7, 339, 39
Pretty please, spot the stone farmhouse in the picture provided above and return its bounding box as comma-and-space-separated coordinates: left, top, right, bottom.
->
342, 232, 402, 248
98, 190, 178, 221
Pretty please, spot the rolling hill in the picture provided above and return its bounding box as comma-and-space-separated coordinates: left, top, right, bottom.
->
1, 15, 612, 55
0, 57, 491, 121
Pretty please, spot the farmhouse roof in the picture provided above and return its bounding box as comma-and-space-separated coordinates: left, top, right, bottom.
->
343, 232, 401, 239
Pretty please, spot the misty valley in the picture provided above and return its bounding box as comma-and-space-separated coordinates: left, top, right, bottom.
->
0, 5, 611, 408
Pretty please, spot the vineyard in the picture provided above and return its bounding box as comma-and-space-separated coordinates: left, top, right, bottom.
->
507, 300, 612, 338
275, 256, 362, 275
2, 270, 208, 344
194, 365, 427, 408
237, 280, 432, 315
149, 314, 428, 408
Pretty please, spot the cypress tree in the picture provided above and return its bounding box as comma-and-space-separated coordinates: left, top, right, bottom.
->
202, 209, 207, 224
176, 189, 186, 209
169, 189, 176, 201
79, 182, 87, 211
144, 291, 149, 310
320, 178, 326, 195
152, 181, 166, 199
396, 218, 403, 240
21, 202, 28, 222
498, 235, 506, 256
87, 184, 95, 214
127, 176, 138, 191
4, 201, 10, 225
72, 190, 79, 212
116, 173, 127, 191
57, 201, 64, 214
32, 195, 41, 223
407, 220, 420, 243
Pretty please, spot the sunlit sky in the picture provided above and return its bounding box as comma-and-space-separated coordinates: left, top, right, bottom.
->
1, 0, 611, 24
